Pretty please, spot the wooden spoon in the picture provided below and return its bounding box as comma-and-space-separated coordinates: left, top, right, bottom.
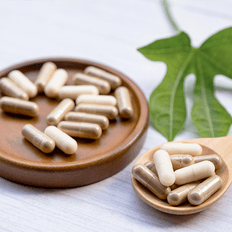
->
131, 136, 232, 215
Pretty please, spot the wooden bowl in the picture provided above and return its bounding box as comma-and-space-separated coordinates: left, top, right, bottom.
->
0, 57, 149, 188
131, 137, 232, 215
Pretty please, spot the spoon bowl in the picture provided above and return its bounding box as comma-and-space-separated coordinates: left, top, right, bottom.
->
131, 136, 232, 215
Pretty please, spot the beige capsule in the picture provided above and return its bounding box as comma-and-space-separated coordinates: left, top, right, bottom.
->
153, 150, 176, 186
35, 62, 57, 92
65, 112, 109, 130
167, 182, 199, 206
175, 161, 215, 185
46, 98, 75, 126
75, 104, 118, 120
58, 121, 102, 139
144, 161, 178, 190
44, 69, 68, 98
8, 70, 38, 98
84, 66, 121, 89
188, 175, 222, 205
194, 154, 222, 169
132, 164, 171, 200
44, 126, 78, 154
115, 86, 133, 119
59, 85, 99, 100
170, 154, 195, 170
0, 96, 39, 117
22, 124, 55, 153
0, 77, 29, 100
76, 94, 117, 106
160, 142, 202, 156
73, 73, 111, 95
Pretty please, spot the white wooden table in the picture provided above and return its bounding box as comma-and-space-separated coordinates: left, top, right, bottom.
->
0, 0, 232, 231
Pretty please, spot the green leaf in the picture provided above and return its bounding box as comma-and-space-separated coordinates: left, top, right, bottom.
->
138, 28, 232, 140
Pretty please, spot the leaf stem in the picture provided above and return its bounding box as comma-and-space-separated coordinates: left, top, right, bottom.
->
162, 0, 180, 33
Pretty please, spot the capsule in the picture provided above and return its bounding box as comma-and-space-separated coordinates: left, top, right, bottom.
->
188, 175, 222, 205
194, 154, 222, 169
75, 104, 118, 120
115, 86, 133, 119
46, 98, 74, 126
59, 85, 99, 100
44, 126, 78, 154
153, 150, 175, 186
170, 154, 195, 170
34, 62, 57, 92
132, 164, 171, 200
44, 69, 68, 98
65, 112, 109, 130
76, 94, 117, 106
8, 70, 37, 98
22, 124, 55, 153
73, 73, 111, 95
0, 96, 39, 117
167, 182, 199, 206
175, 161, 215, 185
160, 142, 202, 156
58, 121, 102, 139
84, 66, 121, 89
0, 77, 29, 100
144, 161, 178, 190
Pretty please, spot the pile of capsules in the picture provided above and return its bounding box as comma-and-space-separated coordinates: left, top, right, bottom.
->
0, 62, 133, 155
132, 142, 222, 206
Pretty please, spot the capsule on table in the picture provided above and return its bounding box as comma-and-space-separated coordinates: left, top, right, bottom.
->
65, 112, 109, 130
8, 70, 38, 98
76, 94, 117, 106
170, 154, 195, 170
22, 124, 55, 153
59, 85, 99, 100
44, 69, 68, 98
167, 182, 199, 206
0, 96, 39, 117
188, 175, 222, 205
114, 86, 133, 119
175, 161, 215, 185
46, 98, 74, 126
160, 142, 202, 156
58, 121, 102, 139
34, 62, 57, 92
84, 66, 121, 89
0, 77, 29, 100
73, 73, 111, 95
194, 154, 222, 169
153, 150, 175, 186
44, 126, 78, 154
132, 164, 171, 200
75, 104, 118, 120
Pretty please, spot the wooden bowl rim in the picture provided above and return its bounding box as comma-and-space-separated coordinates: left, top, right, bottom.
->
0, 57, 149, 171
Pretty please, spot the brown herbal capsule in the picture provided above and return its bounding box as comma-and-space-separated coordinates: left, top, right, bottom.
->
75, 104, 118, 120
194, 154, 222, 169
46, 98, 75, 126
0, 77, 29, 100
188, 175, 222, 205
0, 96, 39, 117
73, 73, 111, 95
35, 62, 57, 92
132, 164, 171, 200
115, 86, 133, 119
170, 154, 195, 170
65, 112, 109, 130
22, 124, 55, 153
58, 121, 102, 139
84, 66, 121, 89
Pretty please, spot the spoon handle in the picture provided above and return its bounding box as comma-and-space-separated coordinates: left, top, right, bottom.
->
184, 136, 232, 183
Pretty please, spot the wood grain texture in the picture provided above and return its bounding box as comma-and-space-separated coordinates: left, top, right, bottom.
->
0, 0, 232, 231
